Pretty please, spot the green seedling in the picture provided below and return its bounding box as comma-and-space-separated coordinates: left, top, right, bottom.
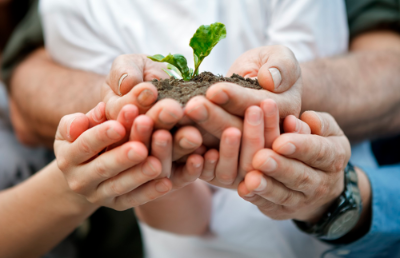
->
148, 22, 226, 81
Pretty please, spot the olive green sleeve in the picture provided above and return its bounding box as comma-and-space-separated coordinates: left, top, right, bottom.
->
1, 0, 43, 89
346, 0, 400, 39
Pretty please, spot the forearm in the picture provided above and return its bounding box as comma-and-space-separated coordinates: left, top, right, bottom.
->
301, 31, 400, 142
135, 180, 212, 236
0, 161, 98, 258
9, 47, 104, 147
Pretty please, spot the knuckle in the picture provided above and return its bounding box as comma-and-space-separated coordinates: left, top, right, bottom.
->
57, 156, 69, 171
109, 179, 125, 196
77, 137, 92, 155
93, 160, 110, 180
294, 167, 311, 191
124, 196, 139, 208
314, 183, 328, 199
279, 191, 294, 206
68, 179, 84, 194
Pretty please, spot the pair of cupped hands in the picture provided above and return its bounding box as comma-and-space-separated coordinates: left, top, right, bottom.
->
54, 46, 351, 223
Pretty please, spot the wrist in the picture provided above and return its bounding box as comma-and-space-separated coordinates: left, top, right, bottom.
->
49, 161, 99, 216
294, 162, 363, 240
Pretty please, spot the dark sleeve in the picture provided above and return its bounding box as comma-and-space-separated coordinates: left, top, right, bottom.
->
345, 0, 400, 38
0, 0, 43, 88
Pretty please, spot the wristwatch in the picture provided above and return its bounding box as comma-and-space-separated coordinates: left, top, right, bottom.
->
293, 162, 362, 240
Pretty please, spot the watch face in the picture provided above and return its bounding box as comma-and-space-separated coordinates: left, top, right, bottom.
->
327, 210, 359, 239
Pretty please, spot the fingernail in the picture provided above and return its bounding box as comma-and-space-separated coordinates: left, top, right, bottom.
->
67, 117, 76, 139
159, 109, 178, 124
246, 108, 262, 125
155, 139, 168, 147
295, 119, 300, 132
155, 181, 170, 193
187, 104, 208, 122
269, 68, 282, 90
143, 159, 158, 176
192, 162, 201, 168
261, 157, 277, 172
224, 134, 240, 145
118, 74, 128, 96
138, 89, 155, 107
179, 138, 198, 149
255, 177, 267, 191
245, 192, 255, 197
107, 127, 122, 140
127, 148, 138, 161
313, 111, 324, 133
123, 109, 135, 123
94, 103, 104, 122
210, 90, 229, 104
278, 143, 296, 155
136, 123, 151, 134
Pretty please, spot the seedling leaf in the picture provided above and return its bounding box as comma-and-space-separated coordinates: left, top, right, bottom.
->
189, 22, 226, 75
167, 64, 182, 77
148, 54, 191, 80
162, 68, 177, 79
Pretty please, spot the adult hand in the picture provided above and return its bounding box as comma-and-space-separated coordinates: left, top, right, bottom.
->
101, 54, 168, 120
238, 110, 351, 222
207, 45, 302, 118
54, 103, 173, 210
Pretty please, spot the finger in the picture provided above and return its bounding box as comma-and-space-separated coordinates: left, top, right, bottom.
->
96, 156, 162, 203
146, 99, 184, 130
185, 96, 243, 139
107, 104, 140, 150
206, 82, 300, 119
116, 104, 139, 132
85, 141, 148, 186
104, 82, 158, 119
252, 148, 321, 194
215, 128, 241, 185
151, 130, 173, 178
244, 171, 304, 207
170, 154, 203, 189
239, 106, 264, 177
86, 102, 107, 128
172, 126, 202, 161
60, 121, 126, 165
200, 149, 219, 182
114, 178, 172, 210
238, 181, 282, 219
283, 115, 311, 134
260, 99, 280, 148
62, 140, 148, 196
301, 111, 344, 137
130, 115, 154, 148
106, 54, 168, 96
272, 133, 350, 172
55, 113, 89, 143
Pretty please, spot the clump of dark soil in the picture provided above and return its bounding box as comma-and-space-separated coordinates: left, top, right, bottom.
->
151, 72, 262, 105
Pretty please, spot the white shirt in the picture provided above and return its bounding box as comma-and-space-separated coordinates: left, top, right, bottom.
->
40, 0, 350, 257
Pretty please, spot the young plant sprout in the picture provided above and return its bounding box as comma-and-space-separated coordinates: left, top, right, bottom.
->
148, 22, 227, 81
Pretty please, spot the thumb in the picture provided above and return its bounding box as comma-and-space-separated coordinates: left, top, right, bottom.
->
55, 113, 90, 142
106, 54, 168, 96
227, 46, 300, 93
257, 46, 300, 93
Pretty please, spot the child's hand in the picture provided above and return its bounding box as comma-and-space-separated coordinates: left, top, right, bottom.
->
54, 103, 173, 211
198, 99, 310, 190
